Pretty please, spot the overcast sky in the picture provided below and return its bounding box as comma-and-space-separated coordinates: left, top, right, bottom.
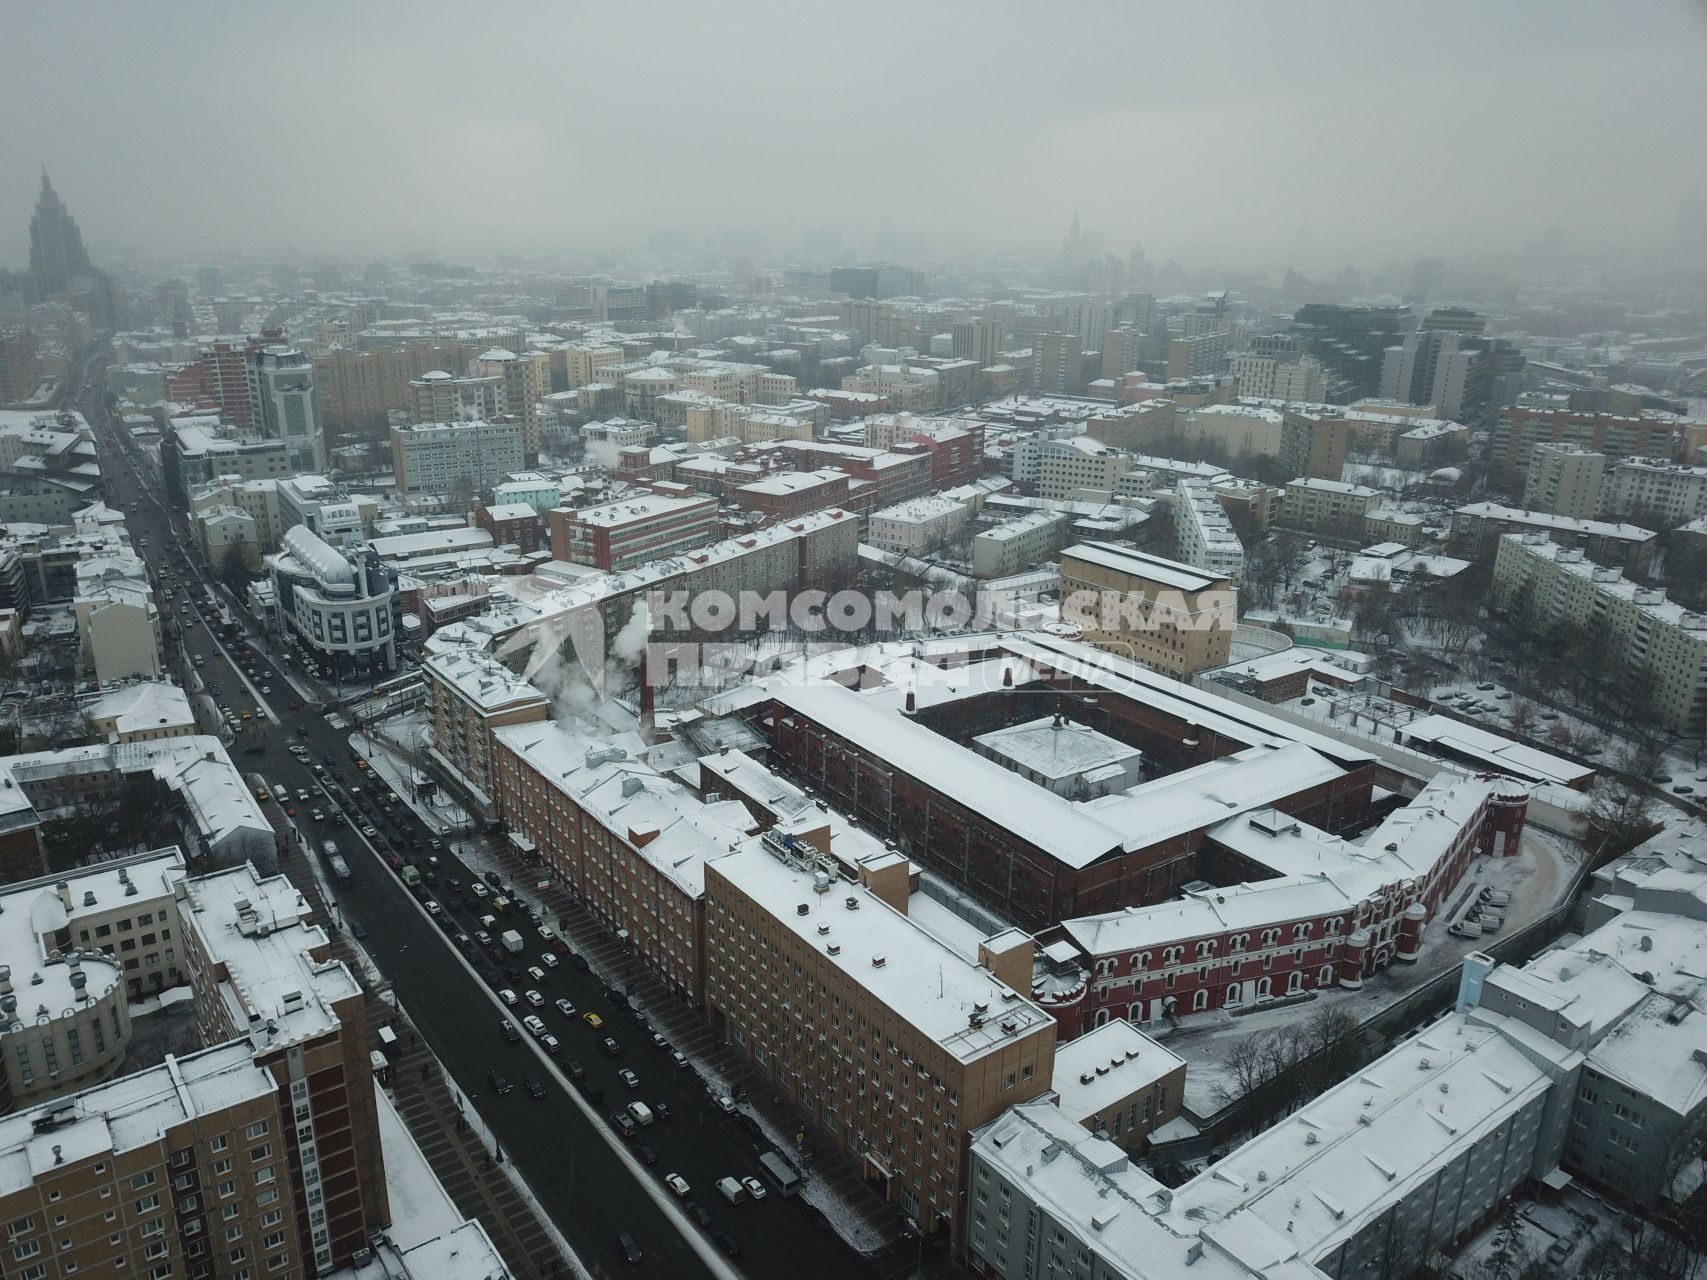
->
2, 1, 1704, 269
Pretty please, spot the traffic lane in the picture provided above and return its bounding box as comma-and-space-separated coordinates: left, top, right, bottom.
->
299, 791, 780, 1269
403, 876, 871, 1279
331, 819, 723, 1279
120, 463, 862, 1276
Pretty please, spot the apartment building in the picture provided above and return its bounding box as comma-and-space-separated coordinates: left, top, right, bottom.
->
1363, 507, 1430, 547
1492, 533, 1707, 733
763, 441, 933, 507
867, 495, 970, 556
1491, 403, 1703, 485
971, 511, 1071, 579
1277, 478, 1380, 541
548, 492, 720, 570
1172, 477, 1243, 582
564, 343, 623, 388
73, 550, 162, 682
1048, 1019, 1185, 1152
1522, 442, 1607, 518
703, 834, 1058, 1245
162, 420, 292, 506
733, 469, 860, 523
423, 647, 550, 803
470, 348, 545, 461
388, 419, 523, 497
1278, 406, 1354, 481
181, 862, 387, 1273
0, 859, 165, 1110
1229, 353, 1326, 401
0, 1041, 305, 1280
1451, 501, 1656, 576
472, 501, 543, 555
1060, 543, 1234, 679
311, 341, 479, 432
1177, 404, 1284, 461
1601, 457, 1707, 524
408, 370, 503, 424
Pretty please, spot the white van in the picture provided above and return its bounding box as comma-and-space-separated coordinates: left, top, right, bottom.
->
717, 1176, 746, 1204
626, 1101, 654, 1127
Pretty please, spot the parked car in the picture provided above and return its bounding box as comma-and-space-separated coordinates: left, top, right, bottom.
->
665, 1173, 691, 1198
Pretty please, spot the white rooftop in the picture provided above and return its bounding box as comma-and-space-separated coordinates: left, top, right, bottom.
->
1051, 1019, 1184, 1125
0, 1041, 275, 1199
183, 862, 362, 1053
708, 837, 1055, 1064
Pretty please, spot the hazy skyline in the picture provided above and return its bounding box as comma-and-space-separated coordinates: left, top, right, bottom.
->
3, 1, 1705, 270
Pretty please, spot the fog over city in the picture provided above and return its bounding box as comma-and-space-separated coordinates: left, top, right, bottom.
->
10, 6, 1707, 1280
3, 0, 1705, 266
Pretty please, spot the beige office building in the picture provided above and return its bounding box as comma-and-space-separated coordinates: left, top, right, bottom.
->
1059, 542, 1235, 678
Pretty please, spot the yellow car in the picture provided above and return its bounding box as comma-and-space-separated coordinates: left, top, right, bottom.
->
582, 1012, 604, 1030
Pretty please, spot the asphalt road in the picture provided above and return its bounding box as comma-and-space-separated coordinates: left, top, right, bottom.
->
86, 387, 892, 1280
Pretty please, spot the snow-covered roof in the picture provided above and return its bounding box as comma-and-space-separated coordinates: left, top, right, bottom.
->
566, 492, 711, 526
1063, 772, 1502, 956
1396, 714, 1594, 788
424, 648, 548, 713
0, 1041, 275, 1199
1166, 1009, 1559, 1267
494, 721, 753, 897
974, 716, 1140, 783
86, 681, 196, 737
1051, 1019, 1184, 1125
1062, 541, 1227, 592
183, 862, 362, 1053
972, 1103, 1248, 1280
707, 837, 1056, 1064
281, 524, 355, 587
1455, 501, 1655, 543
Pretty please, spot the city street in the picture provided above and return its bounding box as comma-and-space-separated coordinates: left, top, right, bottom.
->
84, 380, 898, 1280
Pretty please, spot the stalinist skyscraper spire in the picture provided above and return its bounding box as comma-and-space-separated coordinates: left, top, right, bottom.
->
29, 169, 92, 297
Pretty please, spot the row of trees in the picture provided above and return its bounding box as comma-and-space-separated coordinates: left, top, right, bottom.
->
1211, 1003, 1362, 1115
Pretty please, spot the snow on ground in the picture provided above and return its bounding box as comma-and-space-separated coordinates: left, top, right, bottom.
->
1166, 829, 1580, 1117
1451, 1183, 1618, 1278
373, 1081, 468, 1245
376, 1077, 592, 1279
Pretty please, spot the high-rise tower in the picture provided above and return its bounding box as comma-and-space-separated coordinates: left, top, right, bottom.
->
28, 170, 91, 296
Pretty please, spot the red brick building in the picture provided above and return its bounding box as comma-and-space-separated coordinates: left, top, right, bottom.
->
490, 721, 751, 1004
763, 440, 933, 507
767, 679, 1378, 933
548, 491, 720, 569
473, 501, 543, 555
1044, 775, 1528, 1036
733, 468, 858, 522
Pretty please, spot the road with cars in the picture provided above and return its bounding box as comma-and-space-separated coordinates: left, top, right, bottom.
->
86, 385, 893, 1280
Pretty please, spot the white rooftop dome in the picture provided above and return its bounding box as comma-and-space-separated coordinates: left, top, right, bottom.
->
283, 525, 356, 588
